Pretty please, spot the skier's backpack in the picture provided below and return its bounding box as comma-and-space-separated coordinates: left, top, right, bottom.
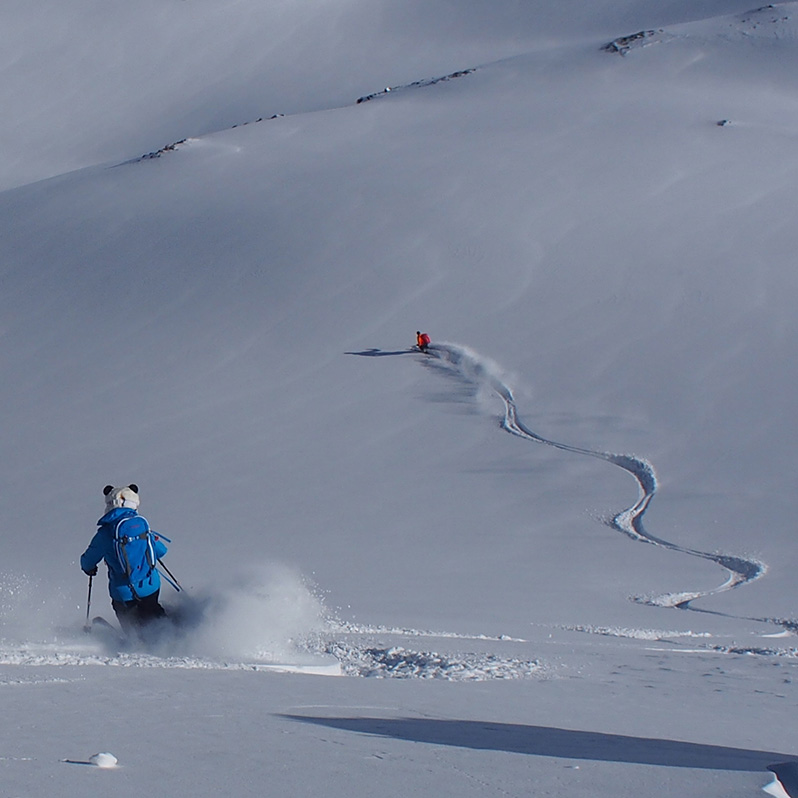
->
113, 515, 160, 600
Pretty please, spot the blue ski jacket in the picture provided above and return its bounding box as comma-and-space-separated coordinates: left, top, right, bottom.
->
80, 508, 168, 602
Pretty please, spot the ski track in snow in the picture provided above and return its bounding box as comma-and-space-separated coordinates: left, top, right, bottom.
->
318, 640, 544, 681
418, 344, 775, 621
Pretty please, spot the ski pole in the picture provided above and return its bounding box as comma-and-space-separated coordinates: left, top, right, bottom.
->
83, 575, 93, 633
157, 558, 183, 593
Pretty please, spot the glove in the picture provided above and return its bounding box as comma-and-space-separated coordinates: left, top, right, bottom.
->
83, 566, 98, 577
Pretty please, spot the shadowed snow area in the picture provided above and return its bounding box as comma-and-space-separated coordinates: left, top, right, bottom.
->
283, 714, 793, 771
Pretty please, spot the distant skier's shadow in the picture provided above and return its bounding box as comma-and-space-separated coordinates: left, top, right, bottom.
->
282, 716, 794, 773
346, 348, 416, 357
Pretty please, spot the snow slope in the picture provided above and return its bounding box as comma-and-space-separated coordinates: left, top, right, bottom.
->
0, 1, 797, 796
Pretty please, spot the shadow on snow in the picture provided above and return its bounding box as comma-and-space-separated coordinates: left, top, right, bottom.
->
281, 716, 795, 773
345, 348, 416, 357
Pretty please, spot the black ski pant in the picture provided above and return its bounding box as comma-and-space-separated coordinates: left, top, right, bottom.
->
112, 590, 166, 636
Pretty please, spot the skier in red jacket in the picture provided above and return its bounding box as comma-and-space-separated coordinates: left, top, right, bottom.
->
416, 331, 431, 352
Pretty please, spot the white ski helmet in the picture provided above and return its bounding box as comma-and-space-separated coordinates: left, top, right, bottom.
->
103, 484, 140, 510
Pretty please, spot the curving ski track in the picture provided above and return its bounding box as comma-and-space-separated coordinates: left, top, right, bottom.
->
419, 343, 766, 613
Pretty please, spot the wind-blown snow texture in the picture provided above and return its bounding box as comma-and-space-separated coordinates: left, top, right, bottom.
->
1, 1, 797, 796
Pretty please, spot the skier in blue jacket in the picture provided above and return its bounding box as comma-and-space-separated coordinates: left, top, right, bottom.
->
81, 484, 168, 634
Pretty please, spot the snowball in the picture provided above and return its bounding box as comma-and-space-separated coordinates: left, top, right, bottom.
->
89, 752, 118, 769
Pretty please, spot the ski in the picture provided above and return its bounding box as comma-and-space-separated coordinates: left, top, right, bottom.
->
91, 616, 127, 646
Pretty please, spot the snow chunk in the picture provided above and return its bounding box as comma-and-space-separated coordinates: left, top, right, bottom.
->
89, 752, 118, 768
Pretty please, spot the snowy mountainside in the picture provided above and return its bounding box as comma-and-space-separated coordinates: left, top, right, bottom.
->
1, 0, 797, 642
1, 2, 798, 796
0, 0, 644, 191
0, 0, 762, 191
